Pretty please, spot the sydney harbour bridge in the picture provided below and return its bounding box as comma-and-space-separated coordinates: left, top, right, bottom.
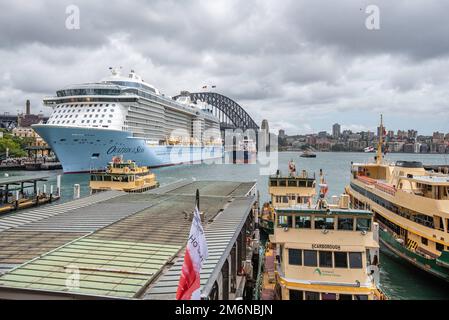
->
174, 91, 260, 133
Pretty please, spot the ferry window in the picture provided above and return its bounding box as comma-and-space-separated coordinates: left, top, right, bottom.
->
334, 252, 348, 268
298, 180, 306, 187
277, 215, 292, 228
319, 251, 333, 268
338, 217, 354, 231
304, 291, 320, 300
436, 242, 444, 252
304, 250, 317, 267
295, 215, 311, 229
279, 180, 286, 187
288, 249, 302, 266
90, 175, 96, 181
289, 290, 303, 300
314, 217, 334, 230
349, 252, 363, 269
421, 237, 428, 246
354, 295, 368, 301
288, 180, 297, 187
356, 218, 371, 232
104, 176, 111, 181
322, 293, 337, 300
339, 294, 352, 300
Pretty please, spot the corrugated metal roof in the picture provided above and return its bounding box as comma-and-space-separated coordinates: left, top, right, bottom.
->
145, 197, 255, 299
0, 231, 86, 265
0, 238, 181, 299
91, 194, 230, 246
0, 180, 257, 299
0, 190, 124, 232
15, 202, 158, 233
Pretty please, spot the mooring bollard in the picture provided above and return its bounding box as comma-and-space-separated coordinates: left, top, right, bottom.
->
15, 190, 19, 210
56, 175, 61, 197
50, 185, 53, 202
73, 184, 81, 199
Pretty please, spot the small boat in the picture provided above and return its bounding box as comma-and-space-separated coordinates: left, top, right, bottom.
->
232, 138, 257, 164
89, 156, 159, 193
300, 150, 317, 158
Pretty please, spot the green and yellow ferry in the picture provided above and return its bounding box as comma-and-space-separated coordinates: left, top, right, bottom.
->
262, 194, 386, 300
346, 116, 449, 281
90, 156, 159, 193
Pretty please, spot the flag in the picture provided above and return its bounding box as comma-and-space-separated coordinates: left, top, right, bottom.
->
319, 183, 328, 196
176, 206, 208, 300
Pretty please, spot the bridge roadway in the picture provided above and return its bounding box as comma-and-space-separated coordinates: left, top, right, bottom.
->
0, 179, 258, 300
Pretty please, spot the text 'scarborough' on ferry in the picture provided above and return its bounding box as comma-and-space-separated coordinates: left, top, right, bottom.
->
33, 68, 223, 173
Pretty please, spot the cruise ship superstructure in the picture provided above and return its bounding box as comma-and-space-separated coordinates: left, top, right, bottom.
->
33, 68, 223, 173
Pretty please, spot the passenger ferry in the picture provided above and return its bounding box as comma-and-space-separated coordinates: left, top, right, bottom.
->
90, 156, 159, 193
262, 193, 385, 300
260, 160, 316, 234
346, 116, 449, 281
32, 68, 223, 173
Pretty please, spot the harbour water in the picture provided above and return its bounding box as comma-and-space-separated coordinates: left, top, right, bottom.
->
6, 151, 449, 299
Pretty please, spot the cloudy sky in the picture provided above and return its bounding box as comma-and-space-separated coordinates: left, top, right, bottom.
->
1, 0, 449, 135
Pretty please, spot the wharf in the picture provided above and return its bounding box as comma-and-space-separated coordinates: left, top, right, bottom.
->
0, 179, 258, 300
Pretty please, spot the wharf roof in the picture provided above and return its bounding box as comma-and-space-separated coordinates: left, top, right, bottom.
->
0, 179, 256, 299
0, 174, 50, 187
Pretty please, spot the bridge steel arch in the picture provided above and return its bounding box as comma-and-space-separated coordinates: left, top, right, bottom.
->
174, 92, 259, 132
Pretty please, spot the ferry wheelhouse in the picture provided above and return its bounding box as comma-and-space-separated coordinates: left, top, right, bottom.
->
266, 195, 385, 300
346, 116, 449, 281
260, 161, 316, 234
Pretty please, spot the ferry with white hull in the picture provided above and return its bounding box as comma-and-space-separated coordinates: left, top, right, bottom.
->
33, 68, 223, 173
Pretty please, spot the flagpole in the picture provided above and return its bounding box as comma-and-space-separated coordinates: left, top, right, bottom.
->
196, 189, 200, 211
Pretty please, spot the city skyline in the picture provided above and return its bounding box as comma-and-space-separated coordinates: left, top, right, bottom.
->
2, 1, 449, 135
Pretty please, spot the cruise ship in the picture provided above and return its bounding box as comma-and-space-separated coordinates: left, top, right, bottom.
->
32, 68, 223, 173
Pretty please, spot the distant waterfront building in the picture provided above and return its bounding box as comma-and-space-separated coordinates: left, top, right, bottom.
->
318, 131, 327, 138
261, 119, 269, 133
332, 123, 341, 139
18, 100, 44, 128
13, 100, 46, 147
407, 130, 418, 140
279, 129, 285, 138
433, 131, 445, 144
260, 119, 270, 151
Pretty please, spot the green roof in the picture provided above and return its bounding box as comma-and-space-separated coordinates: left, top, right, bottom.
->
0, 238, 180, 298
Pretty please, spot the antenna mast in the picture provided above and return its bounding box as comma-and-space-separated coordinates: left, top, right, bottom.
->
376, 114, 383, 164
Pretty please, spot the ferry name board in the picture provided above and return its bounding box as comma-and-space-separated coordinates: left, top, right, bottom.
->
311, 244, 341, 250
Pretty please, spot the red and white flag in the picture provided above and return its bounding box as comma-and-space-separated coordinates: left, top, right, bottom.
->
176, 206, 208, 300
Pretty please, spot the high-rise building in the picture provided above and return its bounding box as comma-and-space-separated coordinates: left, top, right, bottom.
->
332, 123, 341, 139
279, 129, 286, 138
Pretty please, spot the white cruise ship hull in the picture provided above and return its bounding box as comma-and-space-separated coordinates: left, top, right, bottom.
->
33, 125, 223, 173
